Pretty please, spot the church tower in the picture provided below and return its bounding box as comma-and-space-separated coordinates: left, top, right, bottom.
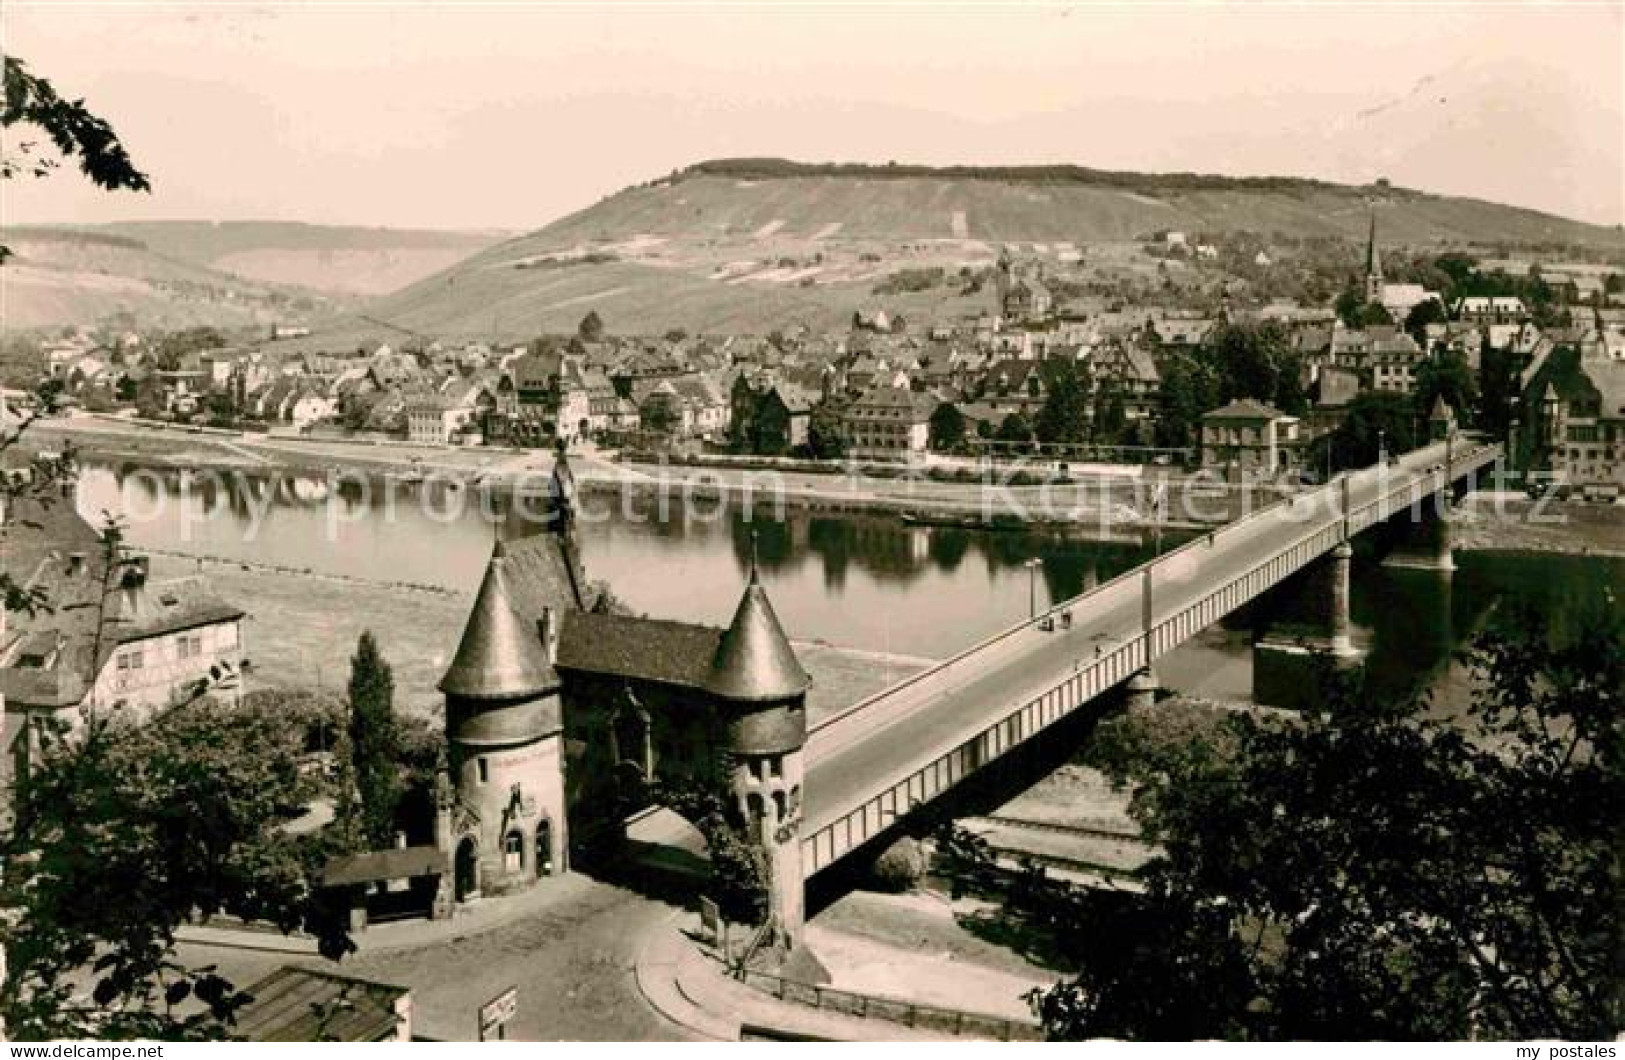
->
705, 558, 812, 943
439, 539, 570, 899
1364, 208, 1384, 304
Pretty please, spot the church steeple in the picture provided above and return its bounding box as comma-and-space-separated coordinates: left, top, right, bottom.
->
1365, 208, 1384, 303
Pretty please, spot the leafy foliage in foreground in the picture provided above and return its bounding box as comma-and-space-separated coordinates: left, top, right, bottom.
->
1024, 612, 1622, 1040
1, 700, 353, 1040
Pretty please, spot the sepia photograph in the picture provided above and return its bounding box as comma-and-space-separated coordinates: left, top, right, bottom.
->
0, 0, 1620, 1044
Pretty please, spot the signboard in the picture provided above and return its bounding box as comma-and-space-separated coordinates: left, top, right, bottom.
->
478, 985, 518, 1041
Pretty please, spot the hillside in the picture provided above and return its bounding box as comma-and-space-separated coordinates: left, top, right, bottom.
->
7, 221, 505, 299
547, 160, 1625, 248
325, 160, 1623, 343
0, 228, 337, 331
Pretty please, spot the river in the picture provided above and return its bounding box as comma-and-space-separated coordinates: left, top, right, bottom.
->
75, 462, 1623, 710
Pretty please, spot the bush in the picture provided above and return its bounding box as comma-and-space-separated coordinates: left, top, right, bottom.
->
869, 837, 928, 892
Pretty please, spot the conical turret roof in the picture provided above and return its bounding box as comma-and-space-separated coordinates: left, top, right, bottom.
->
704, 562, 810, 703
439, 539, 560, 700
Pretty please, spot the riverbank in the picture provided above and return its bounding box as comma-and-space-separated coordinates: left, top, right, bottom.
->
147, 553, 931, 721
29, 415, 1290, 540
1454, 495, 1625, 558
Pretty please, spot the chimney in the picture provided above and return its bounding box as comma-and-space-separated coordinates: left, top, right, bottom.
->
538, 606, 558, 665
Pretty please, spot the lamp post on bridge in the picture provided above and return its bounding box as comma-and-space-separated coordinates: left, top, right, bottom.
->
1023, 557, 1042, 619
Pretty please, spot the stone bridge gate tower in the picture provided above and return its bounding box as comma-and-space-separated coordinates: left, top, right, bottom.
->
705, 560, 812, 944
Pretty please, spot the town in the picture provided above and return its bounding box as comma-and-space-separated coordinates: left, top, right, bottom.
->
1, 3, 1621, 1047
11, 215, 1624, 497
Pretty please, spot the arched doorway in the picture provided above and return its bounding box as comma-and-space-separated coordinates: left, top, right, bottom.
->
536, 819, 554, 877
454, 837, 479, 902
503, 830, 525, 875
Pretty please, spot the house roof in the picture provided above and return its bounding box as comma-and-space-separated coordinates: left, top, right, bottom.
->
704, 563, 810, 703
321, 846, 445, 887
1202, 399, 1293, 422
234, 967, 409, 1043
439, 539, 563, 701
0, 501, 244, 710
557, 611, 720, 689
852, 385, 937, 418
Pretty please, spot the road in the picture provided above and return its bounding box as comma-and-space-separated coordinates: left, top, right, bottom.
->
803, 439, 1495, 842
180, 874, 689, 1042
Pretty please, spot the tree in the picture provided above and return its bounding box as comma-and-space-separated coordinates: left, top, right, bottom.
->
577, 310, 604, 342
1034, 360, 1090, 445
1403, 298, 1449, 344
928, 402, 967, 451
2, 58, 149, 262
347, 631, 400, 848
153, 326, 225, 371
1477, 341, 1521, 441
1413, 349, 1478, 425
651, 770, 769, 927
1304, 390, 1418, 474
1201, 322, 1299, 410
639, 398, 678, 437
1029, 608, 1623, 1040
996, 411, 1035, 448
1334, 284, 1366, 330
1154, 356, 1218, 451
804, 404, 846, 460
1359, 301, 1394, 326
1091, 379, 1128, 445
1, 700, 353, 1039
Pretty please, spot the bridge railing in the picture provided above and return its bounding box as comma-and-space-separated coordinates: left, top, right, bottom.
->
800, 440, 1500, 873
738, 968, 1044, 1040
808, 459, 1290, 756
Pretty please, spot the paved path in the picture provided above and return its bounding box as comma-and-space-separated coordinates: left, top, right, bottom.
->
183, 875, 686, 1042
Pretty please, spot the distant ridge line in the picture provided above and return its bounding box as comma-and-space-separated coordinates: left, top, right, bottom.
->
681, 157, 1390, 197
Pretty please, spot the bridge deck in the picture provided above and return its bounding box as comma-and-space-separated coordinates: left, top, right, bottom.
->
800, 438, 1501, 876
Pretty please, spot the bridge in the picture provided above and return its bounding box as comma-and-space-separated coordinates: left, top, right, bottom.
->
796, 436, 1501, 879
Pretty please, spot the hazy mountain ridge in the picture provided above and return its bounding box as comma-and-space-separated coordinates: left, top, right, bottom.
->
4, 221, 508, 305
0, 227, 336, 331
332, 160, 1623, 342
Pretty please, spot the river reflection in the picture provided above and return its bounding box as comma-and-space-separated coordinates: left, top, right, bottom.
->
76, 462, 1622, 706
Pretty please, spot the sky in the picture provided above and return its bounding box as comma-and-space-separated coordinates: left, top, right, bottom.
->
3, 1, 1622, 233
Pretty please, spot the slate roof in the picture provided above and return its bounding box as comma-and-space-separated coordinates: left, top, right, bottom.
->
234, 967, 409, 1043
704, 564, 810, 703
1202, 399, 1293, 421
439, 538, 562, 700
1, 498, 244, 709
556, 611, 721, 689
322, 846, 445, 887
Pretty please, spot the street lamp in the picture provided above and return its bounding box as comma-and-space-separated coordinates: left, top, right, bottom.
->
1377, 428, 1387, 465
1023, 557, 1043, 619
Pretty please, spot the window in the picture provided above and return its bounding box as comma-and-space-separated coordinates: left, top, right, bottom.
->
478, 757, 489, 784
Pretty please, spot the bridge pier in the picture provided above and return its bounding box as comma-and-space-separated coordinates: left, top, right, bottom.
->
1253, 541, 1362, 710
1382, 500, 1456, 573
1124, 667, 1158, 710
